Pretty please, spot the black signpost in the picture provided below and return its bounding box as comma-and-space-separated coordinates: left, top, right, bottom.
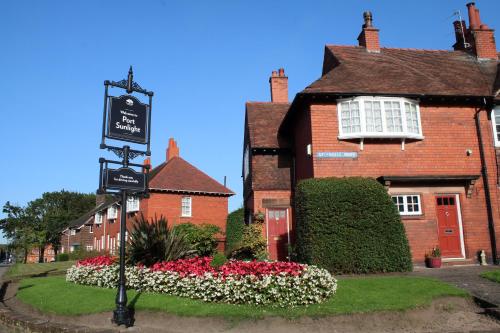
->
97, 67, 153, 327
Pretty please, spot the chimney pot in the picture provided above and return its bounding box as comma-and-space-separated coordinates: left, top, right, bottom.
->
363, 11, 373, 28
278, 68, 285, 76
467, 2, 479, 29
272, 70, 278, 77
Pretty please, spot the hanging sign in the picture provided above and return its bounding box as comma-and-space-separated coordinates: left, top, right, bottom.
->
105, 167, 146, 191
107, 95, 148, 144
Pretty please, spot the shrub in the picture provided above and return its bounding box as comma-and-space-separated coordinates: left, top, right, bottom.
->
66, 256, 337, 307
56, 253, 69, 262
224, 208, 244, 255
229, 223, 267, 260
294, 177, 412, 274
210, 253, 228, 268
68, 249, 106, 261
127, 215, 195, 266
174, 223, 221, 256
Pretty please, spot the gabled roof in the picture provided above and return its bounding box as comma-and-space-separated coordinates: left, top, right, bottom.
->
66, 197, 118, 229
245, 102, 290, 148
304, 46, 498, 97
149, 157, 234, 196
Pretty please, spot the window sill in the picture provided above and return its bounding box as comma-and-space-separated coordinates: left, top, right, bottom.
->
338, 133, 424, 140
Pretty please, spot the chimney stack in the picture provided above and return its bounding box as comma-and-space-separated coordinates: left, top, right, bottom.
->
269, 68, 288, 103
143, 157, 151, 174
357, 11, 380, 53
461, 2, 498, 60
166, 138, 179, 161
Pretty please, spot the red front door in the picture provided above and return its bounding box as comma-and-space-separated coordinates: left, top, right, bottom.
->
267, 209, 289, 261
436, 195, 462, 258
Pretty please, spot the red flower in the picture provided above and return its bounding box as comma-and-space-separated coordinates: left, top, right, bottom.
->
77, 255, 117, 267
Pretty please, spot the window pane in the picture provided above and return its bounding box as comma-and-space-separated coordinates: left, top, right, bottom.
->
385, 101, 403, 132
365, 101, 382, 132
405, 103, 420, 134
341, 101, 361, 134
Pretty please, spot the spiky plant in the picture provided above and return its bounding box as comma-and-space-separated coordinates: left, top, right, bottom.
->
127, 214, 195, 266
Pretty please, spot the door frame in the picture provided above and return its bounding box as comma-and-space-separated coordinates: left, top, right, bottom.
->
435, 193, 466, 260
265, 208, 291, 261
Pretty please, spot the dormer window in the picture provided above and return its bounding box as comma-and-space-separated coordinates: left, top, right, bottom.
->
107, 205, 117, 220
126, 196, 140, 213
95, 212, 103, 224
337, 97, 423, 140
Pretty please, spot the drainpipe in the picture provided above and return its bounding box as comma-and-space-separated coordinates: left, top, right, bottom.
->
475, 107, 498, 264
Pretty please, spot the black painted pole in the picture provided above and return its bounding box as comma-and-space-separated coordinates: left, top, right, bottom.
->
113, 146, 131, 326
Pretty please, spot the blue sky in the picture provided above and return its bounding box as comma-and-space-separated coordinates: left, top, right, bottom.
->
0, 1, 499, 243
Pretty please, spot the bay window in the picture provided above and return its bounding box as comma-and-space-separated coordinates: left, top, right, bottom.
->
491, 106, 500, 146
337, 97, 423, 139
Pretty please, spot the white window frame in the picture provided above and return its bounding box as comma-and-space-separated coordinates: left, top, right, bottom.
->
126, 197, 140, 212
89, 225, 93, 233
243, 145, 250, 179
70, 229, 76, 236
491, 106, 500, 147
94, 211, 103, 224
392, 194, 422, 216
337, 96, 424, 140
181, 196, 192, 217
107, 205, 118, 219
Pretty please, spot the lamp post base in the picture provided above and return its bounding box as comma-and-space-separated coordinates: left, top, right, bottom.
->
112, 305, 132, 327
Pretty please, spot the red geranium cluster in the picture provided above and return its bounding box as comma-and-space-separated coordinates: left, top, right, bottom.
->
150, 257, 304, 277
77, 255, 116, 267
151, 257, 214, 276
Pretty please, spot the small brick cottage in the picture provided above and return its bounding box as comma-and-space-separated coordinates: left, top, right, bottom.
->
243, 2, 500, 264
62, 138, 234, 254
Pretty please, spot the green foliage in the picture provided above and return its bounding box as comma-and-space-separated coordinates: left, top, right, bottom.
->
481, 270, 500, 283
56, 253, 69, 262
0, 191, 96, 263
210, 253, 228, 268
294, 177, 413, 274
224, 208, 244, 255
229, 223, 267, 260
127, 215, 195, 266
68, 250, 106, 261
174, 223, 221, 256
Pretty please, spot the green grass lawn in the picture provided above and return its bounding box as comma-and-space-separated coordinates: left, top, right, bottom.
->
5, 261, 75, 280
481, 270, 500, 283
16, 275, 468, 319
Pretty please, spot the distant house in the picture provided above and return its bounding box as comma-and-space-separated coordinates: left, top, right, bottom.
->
26, 245, 55, 263
63, 138, 234, 254
243, 3, 500, 264
61, 197, 118, 254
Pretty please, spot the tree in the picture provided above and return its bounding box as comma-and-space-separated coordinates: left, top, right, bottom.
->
1, 190, 96, 263
0, 202, 37, 263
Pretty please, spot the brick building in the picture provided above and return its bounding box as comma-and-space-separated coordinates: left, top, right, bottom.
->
244, 3, 500, 264
64, 138, 234, 255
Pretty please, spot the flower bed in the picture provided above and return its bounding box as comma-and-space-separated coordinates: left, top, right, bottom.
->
66, 256, 337, 307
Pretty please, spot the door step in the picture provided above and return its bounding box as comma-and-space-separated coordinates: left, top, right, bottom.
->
441, 258, 476, 266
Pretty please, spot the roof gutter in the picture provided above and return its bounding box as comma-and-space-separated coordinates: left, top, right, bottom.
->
475, 103, 498, 265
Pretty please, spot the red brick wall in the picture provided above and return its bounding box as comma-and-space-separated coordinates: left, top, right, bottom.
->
293, 106, 314, 180
61, 225, 95, 254
251, 154, 291, 191
303, 102, 500, 263
142, 192, 229, 233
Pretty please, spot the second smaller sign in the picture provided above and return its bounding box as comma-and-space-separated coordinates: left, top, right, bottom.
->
105, 167, 146, 191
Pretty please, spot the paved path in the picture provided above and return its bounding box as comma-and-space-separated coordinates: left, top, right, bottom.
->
411, 265, 500, 306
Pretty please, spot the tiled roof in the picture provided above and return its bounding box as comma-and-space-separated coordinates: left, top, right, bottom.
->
246, 102, 290, 148
67, 197, 118, 229
149, 157, 234, 196
304, 46, 498, 97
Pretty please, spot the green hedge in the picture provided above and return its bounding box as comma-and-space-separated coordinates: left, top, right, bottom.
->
294, 177, 412, 274
225, 208, 244, 255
